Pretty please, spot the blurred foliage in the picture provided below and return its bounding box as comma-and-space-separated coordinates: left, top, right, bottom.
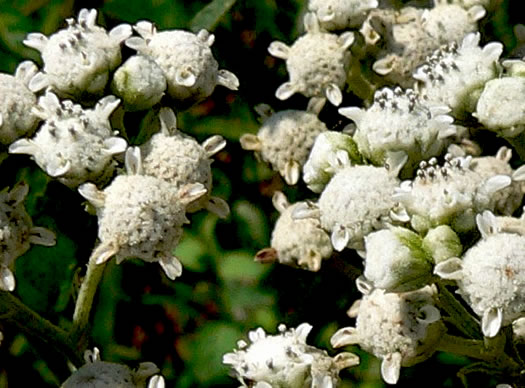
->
0, 0, 524, 387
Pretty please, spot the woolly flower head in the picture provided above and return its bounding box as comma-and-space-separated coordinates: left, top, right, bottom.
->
255, 191, 332, 272
139, 108, 229, 217
0, 183, 55, 291
240, 103, 327, 185
223, 323, 359, 388
9, 91, 126, 188
307, 0, 378, 30
311, 164, 408, 252
331, 284, 444, 384
339, 87, 456, 176
269, 13, 354, 106
61, 347, 164, 388
0, 61, 40, 145
393, 154, 512, 233
125, 22, 239, 103
414, 33, 502, 118
78, 148, 207, 280
435, 211, 525, 337
24, 9, 132, 99
111, 55, 167, 111
302, 131, 362, 193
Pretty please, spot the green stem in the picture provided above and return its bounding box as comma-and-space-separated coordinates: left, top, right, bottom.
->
0, 291, 82, 366
436, 282, 483, 340
71, 258, 107, 350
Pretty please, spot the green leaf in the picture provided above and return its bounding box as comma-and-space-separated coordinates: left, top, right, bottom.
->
189, 0, 237, 32
216, 250, 269, 283
175, 233, 208, 272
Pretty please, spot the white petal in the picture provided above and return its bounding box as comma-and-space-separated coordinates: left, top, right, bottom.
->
15, 61, 39, 85
29, 227, 56, 246
158, 255, 183, 280
317, 7, 335, 22
373, 56, 395, 75
303, 12, 320, 33
307, 97, 326, 115
125, 36, 148, 52
338, 31, 355, 50
175, 68, 196, 87
355, 276, 373, 295
134, 21, 156, 39
179, 183, 207, 205
272, 191, 289, 213
239, 134, 261, 151
148, 375, 165, 388
325, 83, 342, 106
512, 165, 525, 181
268, 41, 290, 59
206, 197, 230, 218
295, 322, 313, 341
434, 257, 463, 280
197, 29, 215, 46
312, 375, 333, 388
109, 24, 133, 42
159, 107, 178, 135
381, 352, 402, 384
283, 160, 301, 185
78, 183, 106, 208
385, 151, 408, 176
96, 95, 121, 120
217, 70, 239, 90
417, 305, 441, 324
0, 266, 15, 291
47, 161, 71, 177
202, 135, 226, 157
482, 307, 503, 338
28, 72, 49, 93
333, 352, 360, 370
483, 175, 511, 195
125, 147, 142, 175
291, 202, 319, 220
91, 242, 118, 265
476, 211, 497, 238
330, 327, 359, 348
468, 5, 486, 22
8, 182, 29, 204
275, 82, 296, 100
338, 106, 364, 124
390, 207, 410, 222
331, 225, 350, 251
103, 137, 127, 155
23, 33, 48, 52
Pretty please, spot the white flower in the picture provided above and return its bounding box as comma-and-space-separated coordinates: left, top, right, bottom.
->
111, 55, 166, 111
302, 131, 362, 193
393, 154, 511, 233
9, 91, 126, 188
0, 183, 56, 291
240, 103, 327, 185
61, 347, 162, 388
24, 9, 132, 99
79, 148, 207, 280
139, 108, 229, 217
255, 192, 332, 272
308, 0, 378, 30
316, 165, 407, 251
435, 211, 525, 337
223, 323, 359, 388
414, 33, 502, 118
125, 22, 238, 102
268, 13, 354, 106
340, 87, 456, 176
0, 61, 40, 145
331, 285, 443, 385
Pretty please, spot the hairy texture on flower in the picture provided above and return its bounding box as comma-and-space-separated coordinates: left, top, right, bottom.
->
111, 55, 166, 111
415, 33, 502, 118
61, 347, 161, 388
0, 183, 55, 291
303, 131, 362, 193
318, 165, 405, 251
363, 227, 433, 292
139, 108, 228, 217
223, 323, 359, 388
24, 9, 131, 99
435, 211, 525, 337
79, 149, 207, 280
0, 61, 40, 145
340, 87, 456, 176
268, 13, 354, 106
256, 192, 332, 272
393, 154, 511, 233
308, 0, 378, 30
9, 91, 126, 188
125, 22, 238, 103
240, 106, 328, 185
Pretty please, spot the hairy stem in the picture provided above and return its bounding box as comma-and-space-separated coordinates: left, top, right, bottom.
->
0, 291, 82, 366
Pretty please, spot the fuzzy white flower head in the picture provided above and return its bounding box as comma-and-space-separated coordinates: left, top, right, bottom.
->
9, 91, 126, 188
111, 55, 166, 111
421, 0, 486, 45
435, 211, 525, 337
269, 13, 354, 106
223, 323, 359, 388
340, 87, 456, 176
308, 0, 378, 30
125, 22, 239, 102
24, 9, 132, 99
255, 192, 332, 272
331, 284, 443, 385
0, 183, 56, 292
414, 33, 502, 118
0, 61, 40, 145
475, 75, 525, 137
240, 103, 328, 185
393, 154, 511, 233
78, 148, 208, 280
315, 164, 408, 252
139, 108, 229, 217
302, 131, 362, 193
363, 227, 434, 292
61, 347, 163, 388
